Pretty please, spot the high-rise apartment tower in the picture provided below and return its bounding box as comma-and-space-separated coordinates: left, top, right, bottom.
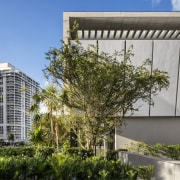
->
0, 63, 39, 142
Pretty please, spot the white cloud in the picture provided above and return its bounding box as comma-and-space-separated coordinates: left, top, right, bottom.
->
171, 0, 180, 11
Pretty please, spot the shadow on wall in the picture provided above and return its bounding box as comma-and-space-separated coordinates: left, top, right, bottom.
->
115, 116, 180, 148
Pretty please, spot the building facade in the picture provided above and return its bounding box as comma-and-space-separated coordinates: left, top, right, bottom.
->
0, 63, 39, 143
64, 12, 180, 149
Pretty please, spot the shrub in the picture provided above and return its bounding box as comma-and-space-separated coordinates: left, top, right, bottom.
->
0, 146, 55, 158
0, 146, 35, 157
0, 156, 55, 179
106, 150, 118, 161
163, 145, 180, 160
138, 165, 154, 180
0, 157, 17, 179
53, 153, 139, 180
62, 146, 94, 159
0, 146, 154, 180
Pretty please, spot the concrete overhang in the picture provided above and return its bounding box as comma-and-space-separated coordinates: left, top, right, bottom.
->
64, 12, 180, 40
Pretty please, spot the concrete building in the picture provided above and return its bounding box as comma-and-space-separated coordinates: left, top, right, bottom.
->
63, 12, 180, 149
0, 63, 39, 143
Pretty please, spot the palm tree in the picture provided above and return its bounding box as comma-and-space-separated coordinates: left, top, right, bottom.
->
30, 84, 63, 150
29, 125, 45, 146
7, 133, 14, 146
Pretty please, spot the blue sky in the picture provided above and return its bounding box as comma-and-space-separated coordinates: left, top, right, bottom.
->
0, 0, 179, 87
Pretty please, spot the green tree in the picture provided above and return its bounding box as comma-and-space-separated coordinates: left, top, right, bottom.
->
7, 133, 14, 146
29, 125, 46, 146
30, 84, 64, 150
44, 38, 169, 151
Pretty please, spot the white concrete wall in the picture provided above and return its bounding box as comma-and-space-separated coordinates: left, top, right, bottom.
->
115, 117, 180, 149
126, 40, 152, 116
79, 39, 180, 149
119, 151, 180, 180
151, 40, 180, 116
79, 39, 180, 117
65, 13, 180, 156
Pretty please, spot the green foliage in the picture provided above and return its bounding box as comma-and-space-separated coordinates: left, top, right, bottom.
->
127, 142, 180, 160
29, 84, 67, 150
7, 133, 14, 141
39, 146, 55, 158
106, 150, 118, 161
53, 153, 139, 180
61, 141, 94, 159
138, 165, 154, 180
44, 29, 169, 150
0, 146, 54, 158
0, 145, 154, 180
29, 125, 46, 146
61, 140, 70, 152
127, 142, 161, 157
0, 156, 55, 180
0, 157, 16, 179
163, 144, 180, 160
0, 147, 35, 157
64, 147, 94, 159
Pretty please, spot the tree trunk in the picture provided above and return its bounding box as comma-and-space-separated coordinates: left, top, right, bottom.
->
55, 120, 59, 151
50, 106, 54, 146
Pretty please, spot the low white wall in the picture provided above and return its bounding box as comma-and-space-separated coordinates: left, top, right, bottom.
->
118, 151, 180, 180
115, 117, 180, 149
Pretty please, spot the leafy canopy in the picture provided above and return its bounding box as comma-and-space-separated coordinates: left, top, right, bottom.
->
44, 37, 169, 149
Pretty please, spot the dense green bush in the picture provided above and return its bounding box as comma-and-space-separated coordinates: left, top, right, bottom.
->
0, 156, 55, 179
138, 165, 154, 180
163, 144, 180, 160
0, 146, 54, 158
62, 146, 94, 159
53, 153, 139, 180
0, 146, 35, 157
106, 150, 118, 161
0, 145, 154, 179
35, 146, 55, 158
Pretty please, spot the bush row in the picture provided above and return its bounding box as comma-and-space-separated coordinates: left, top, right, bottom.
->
0, 146, 154, 179
0, 146, 54, 158
0, 156, 54, 179
0, 154, 153, 180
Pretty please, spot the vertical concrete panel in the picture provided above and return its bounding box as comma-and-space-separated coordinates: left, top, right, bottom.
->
151, 40, 180, 116
126, 40, 152, 116
79, 40, 180, 117
79, 40, 96, 49
98, 40, 125, 61
126, 40, 152, 67
176, 48, 180, 115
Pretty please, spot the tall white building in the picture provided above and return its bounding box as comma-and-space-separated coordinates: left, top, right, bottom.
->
0, 63, 39, 142
64, 12, 180, 149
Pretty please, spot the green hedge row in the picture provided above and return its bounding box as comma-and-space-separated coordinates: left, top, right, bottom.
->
0, 156, 54, 179
0, 146, 54, 158
0, 153, 153, 180
0, 146, 154, 179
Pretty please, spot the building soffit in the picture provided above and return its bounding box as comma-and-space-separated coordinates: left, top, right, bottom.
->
64, 12, 180, 40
